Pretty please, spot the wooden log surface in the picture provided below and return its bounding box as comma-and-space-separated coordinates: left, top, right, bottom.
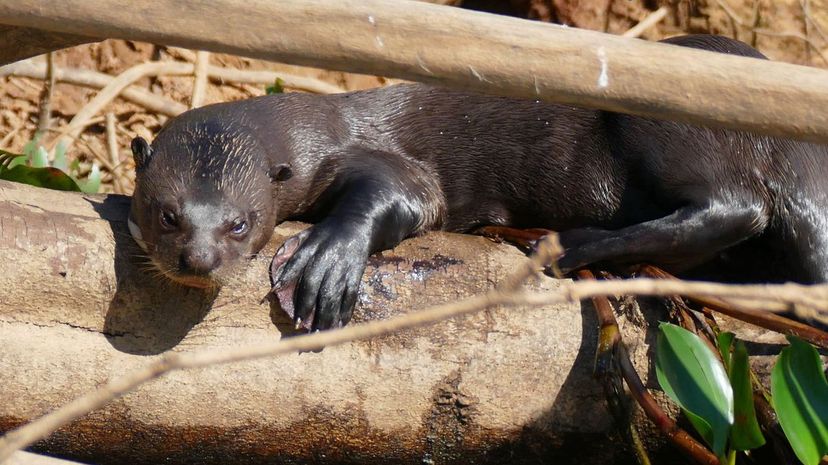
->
1, 0, 828, 143
0, 179, 634, 464
0, 177, 789, 465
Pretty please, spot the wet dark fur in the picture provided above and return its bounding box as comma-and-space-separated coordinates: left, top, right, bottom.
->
130, 34, 828, 330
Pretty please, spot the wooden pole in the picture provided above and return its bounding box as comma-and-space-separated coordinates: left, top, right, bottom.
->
1, 0, 828, 143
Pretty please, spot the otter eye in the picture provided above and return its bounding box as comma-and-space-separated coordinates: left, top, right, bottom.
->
230, 219, 248, 237
159, 210, 177, 230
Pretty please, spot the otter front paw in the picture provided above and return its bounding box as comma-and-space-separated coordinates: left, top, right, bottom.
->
267, 222, 369, 331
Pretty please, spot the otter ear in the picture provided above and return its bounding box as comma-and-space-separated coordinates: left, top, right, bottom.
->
131, 137, 153, 170
269, 163, 292, 183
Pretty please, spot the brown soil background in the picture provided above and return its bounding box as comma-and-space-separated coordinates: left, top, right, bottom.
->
1, 0, 827, 194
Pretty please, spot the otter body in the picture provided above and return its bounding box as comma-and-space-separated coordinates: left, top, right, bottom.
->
130, 35, 828, 330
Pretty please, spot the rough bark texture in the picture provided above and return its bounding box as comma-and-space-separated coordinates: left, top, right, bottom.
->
0, 180, 785, 464
1, 0, 828, 143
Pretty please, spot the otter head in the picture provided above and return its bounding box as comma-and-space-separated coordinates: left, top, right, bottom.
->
129, 120, 291, 289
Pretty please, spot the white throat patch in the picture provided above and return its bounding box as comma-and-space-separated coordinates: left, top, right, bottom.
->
127, 217, 149, 252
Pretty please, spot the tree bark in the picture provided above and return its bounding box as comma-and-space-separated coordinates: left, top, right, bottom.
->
0, 0, 827, 143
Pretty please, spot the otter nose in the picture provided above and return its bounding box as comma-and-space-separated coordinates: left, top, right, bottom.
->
179, 247, 221, 275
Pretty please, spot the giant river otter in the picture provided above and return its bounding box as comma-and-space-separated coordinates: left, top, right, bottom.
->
128, 34, 828, 330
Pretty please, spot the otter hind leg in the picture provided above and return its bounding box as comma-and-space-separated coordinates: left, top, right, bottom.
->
558, 201, 769, 273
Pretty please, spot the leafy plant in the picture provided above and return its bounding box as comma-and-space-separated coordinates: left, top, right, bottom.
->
0, 137, 100, 193
657, 323, 828, 465
656, 323, 733, 459
265, 77, 286, 95
771, 336, 828, 465
717, 332, 765, 451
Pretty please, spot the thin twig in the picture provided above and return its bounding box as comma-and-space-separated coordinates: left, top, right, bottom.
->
206, 65, 345, 94
0, 59, 187, 117
638, 265, 828, 348
622, 6, 669, 38
190, 50, 210, 109
56, 61, 197, 152
35, 52, 56, 137
713, 0, 828, 64
0, 127, 21, 149
105, 112, 123, 194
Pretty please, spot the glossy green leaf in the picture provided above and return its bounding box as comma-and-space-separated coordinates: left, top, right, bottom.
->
718, 331, 735, 373
52, 141, 68, 172
31, 146, 49, 168
729, 339, 765, 450
0, 150, 82, 191
656, 323, 734, 458
771, 336, 828, 465
77, 163, 101, 193
22, 137, 39, 158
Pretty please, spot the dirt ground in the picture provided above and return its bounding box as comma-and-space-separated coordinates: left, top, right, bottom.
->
1, 0, 826, 194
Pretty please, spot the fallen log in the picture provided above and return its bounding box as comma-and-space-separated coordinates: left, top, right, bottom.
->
0, 180, 789, 464
0, 179, 628, 464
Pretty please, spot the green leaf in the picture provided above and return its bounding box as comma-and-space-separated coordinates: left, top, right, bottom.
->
0, 165, 81, 191
771, 336, 828, 465
52, 141, 69, 172
729, 339, 765, 450
656, 322, 734, 458
76, 163, 101, 193
1, 149, 81, 191
22, 136, 39, 158
31, 146, 49, 168
0, 150, 26, 171
266, 77, 285, 94
718, 332, 735, 373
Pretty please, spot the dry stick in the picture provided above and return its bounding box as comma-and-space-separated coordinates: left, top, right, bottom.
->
638, 265, 828, 348
1, 58, 346, 122
0, 236, 562, 463
34, 52, 55, 136
476, 225, 828, 331
581, 270, 715, 465
206, 65, 346, 94
621, 6, 669, 39
190, 50, 210, 109
0, 60, 187, 116
748, 0, 761, 47
5, 0, 828, 144
802, 0, 828, 44
166, 46, 197, 62
55, 61, 196, 152
713, 0, 828, 65
104, 112, 123, 194
510, 277, 828, 319
0, 127, 21, 149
